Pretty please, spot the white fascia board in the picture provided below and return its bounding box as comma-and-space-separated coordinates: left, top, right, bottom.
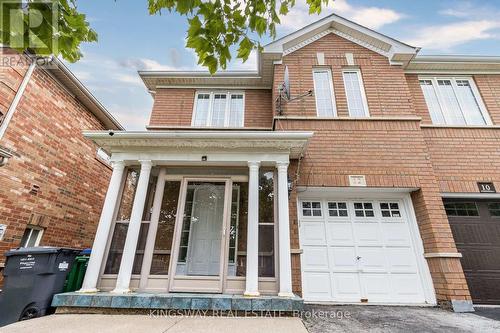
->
413, 55, 500, 63
138, 70, 260, 78
83, 130, 314, 141
263, 13, 417, 56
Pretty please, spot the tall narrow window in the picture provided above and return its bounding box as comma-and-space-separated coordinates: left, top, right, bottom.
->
192, 91, 244, 127
343, 70, 369, 117
419, 80, 445, 124
313, 68, 336, 117
104, 168, 156, 275
193, 93, 210, 126
419, 77, 490, 125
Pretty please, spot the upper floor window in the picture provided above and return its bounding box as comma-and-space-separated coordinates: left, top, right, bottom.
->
313, 68, 336, 117
343, 70, 369, 117
419, 77, 491, 126
192, 91, 244, 127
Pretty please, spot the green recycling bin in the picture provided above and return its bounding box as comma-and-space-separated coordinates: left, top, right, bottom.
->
63, 249, 90, 292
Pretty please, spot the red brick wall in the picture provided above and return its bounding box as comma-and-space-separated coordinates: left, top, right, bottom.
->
274, 34, 416, 118
0, 55, 112, 267
148, 88, 273, 128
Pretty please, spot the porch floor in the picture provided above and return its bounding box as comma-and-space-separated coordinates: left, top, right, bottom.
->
52, 292, 303, 312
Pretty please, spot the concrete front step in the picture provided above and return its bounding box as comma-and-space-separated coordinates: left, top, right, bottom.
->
52, 292, 304, 312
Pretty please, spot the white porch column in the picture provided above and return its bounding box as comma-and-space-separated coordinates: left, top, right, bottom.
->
112, 160, 153, 294
138, 168, 167, 290
79, 161, 125, 293
244, 161, 260, 296
277, 161, 294, 297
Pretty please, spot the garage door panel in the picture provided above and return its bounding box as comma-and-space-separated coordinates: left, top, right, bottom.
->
390, 274, 426, 301
329, 247, 357, 271
353, 223, 382, 245
381, 223, 412, 247
461, 247, 500, 272
332, 273, 362, 301
362, 274, 391, 301
302, 246, 330, 270
327, 222, 354, 245
303, 272, 332, 300
300, 222, 326, 245
357, 247, 387, 273
386, 248, 418, 273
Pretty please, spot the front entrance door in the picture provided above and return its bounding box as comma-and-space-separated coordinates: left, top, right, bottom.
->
169, 179, 231, 292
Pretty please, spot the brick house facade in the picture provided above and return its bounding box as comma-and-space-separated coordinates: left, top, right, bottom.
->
0, 50, 123, 284
77, 14, 500, 312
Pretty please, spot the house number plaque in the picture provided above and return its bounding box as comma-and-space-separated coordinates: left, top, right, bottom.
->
478, 182, 496, 193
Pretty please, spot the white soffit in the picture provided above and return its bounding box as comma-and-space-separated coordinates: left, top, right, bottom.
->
263, 13, 418, 62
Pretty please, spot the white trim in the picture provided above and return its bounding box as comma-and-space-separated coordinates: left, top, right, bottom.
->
418, 76, 492, 126
297, 186, 419, 197
263, 14, 416, 58
191, 90, 245, 128
20, 225, 44, 247
342, 69, 370, 117
156, 85, 271, 90
0, 61, 36, 140
274, 116, 422, 121
424, 252, 462, 258
441, 192, 500, 199
421, 124, 500, 129
406, 69, 500, 75
312, 67, 337, 117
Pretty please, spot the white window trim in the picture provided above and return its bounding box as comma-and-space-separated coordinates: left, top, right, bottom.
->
21, 226, 44, 247
342, 69, 370, 117
312, 68, 337, 117
191, 91, 245, 127
419, 76, 492, 126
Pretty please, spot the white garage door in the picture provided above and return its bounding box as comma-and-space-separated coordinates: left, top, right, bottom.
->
299, 196, 431, 304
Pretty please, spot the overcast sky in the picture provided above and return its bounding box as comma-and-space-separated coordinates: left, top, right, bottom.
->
67, 0, 500, 130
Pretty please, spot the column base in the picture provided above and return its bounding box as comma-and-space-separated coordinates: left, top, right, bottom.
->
76, 288, 99, 294
111, 288, 132, 294
278, 292, 295, 298
243, 291, 260, 297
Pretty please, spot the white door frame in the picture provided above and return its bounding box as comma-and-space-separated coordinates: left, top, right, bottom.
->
168, 177, 232, 293
296, 187, 436, 305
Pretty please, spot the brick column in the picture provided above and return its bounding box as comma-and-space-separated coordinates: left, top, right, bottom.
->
411, 187, 472, 312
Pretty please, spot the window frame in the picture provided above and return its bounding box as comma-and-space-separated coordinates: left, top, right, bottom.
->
418, 76, 492, 126
20, 226, 44, 247
312, 67, 337, 117
191, 90, 245, 127
342, 69, 370, 117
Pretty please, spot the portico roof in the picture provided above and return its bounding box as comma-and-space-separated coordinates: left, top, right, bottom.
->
83, 130, 314, 160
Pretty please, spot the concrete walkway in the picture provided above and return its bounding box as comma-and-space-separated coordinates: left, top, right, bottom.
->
0, 314, 308, 333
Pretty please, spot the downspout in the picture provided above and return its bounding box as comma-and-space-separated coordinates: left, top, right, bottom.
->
0, 58, 37, 140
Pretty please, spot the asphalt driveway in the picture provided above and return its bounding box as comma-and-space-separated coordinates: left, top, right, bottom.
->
301, 304, 500, 333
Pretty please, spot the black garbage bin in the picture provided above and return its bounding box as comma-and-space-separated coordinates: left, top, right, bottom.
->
0, 247, 79, 327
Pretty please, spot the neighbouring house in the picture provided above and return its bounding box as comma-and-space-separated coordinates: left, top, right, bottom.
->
60, 14, 500, 313
0, 49, 123, 285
